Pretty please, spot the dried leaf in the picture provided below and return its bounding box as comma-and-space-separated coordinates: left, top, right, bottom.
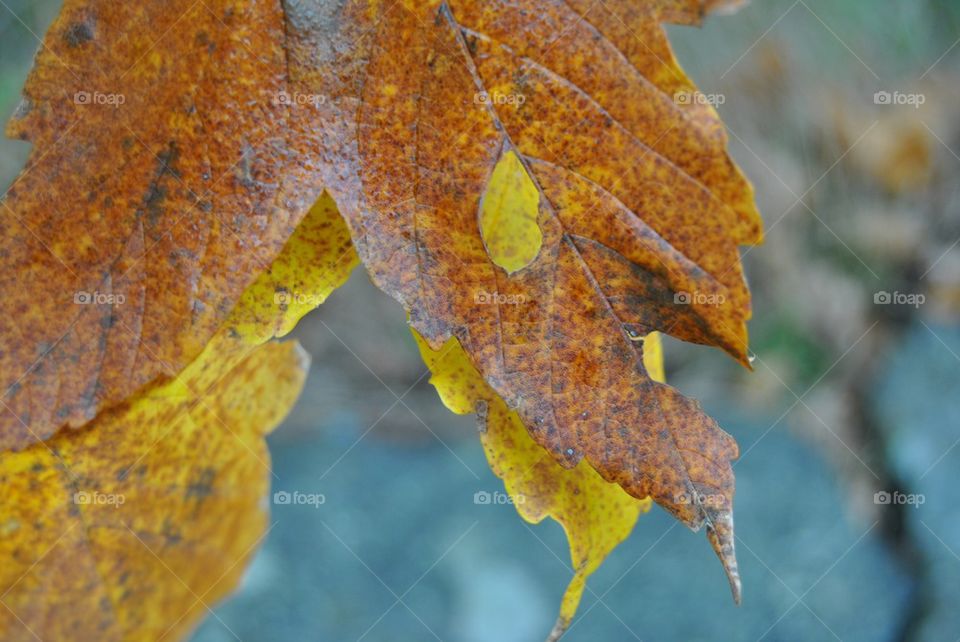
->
0, 0, 317, 448
314, 0, 758, 595
416, 331, 667, 635
0, 192, 356, 639
3, 0, 757, 605
0, 339, 307, 641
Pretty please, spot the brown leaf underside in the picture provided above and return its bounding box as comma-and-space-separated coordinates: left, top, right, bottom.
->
2, 0, 760, 598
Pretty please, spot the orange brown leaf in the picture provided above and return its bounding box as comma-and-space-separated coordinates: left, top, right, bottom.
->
3, 0, 759, 603
416, 330, 670, 636
0, 0, 314, 448
308, 0, 760, 597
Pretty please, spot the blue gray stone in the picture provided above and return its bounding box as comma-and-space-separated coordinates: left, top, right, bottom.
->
873, 321, 960, 642
190, 375, 912, 641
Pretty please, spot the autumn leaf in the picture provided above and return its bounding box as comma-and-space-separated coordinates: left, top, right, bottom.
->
416, 330, 667, 637
0, 340, 306, 641
313, 0, 759, 597
2, 0, 760, 630
0, 0, 316, 449
0, 193, 356, 640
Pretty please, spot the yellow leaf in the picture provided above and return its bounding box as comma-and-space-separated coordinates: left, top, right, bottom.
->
228, 191, 358, 343
414, 329, 666, 635
176, 190, 358, 399
479, 149, 544, 273
643, 330, 665, 383
0, 341, 307, 641
0, 192, 358, 640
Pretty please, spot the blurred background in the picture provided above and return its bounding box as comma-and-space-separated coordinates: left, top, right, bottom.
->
3, 1, 959, 640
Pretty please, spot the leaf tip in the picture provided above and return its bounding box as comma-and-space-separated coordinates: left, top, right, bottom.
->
706, 509, 742, 605
546, 615, 570, 642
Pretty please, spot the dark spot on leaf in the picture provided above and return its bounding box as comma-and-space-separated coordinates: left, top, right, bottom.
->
63, 20, 95, 47
186, 467, 216, 502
